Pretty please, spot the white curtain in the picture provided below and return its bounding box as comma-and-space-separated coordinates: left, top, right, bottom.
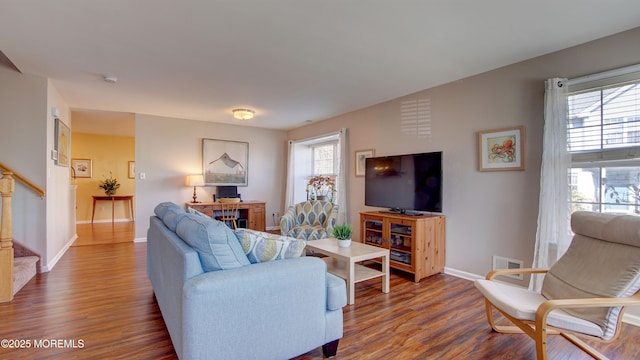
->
529, 78, 572, 292
283, 128, 349, 224
337, 128, 348, 224
284, 140, 296, 210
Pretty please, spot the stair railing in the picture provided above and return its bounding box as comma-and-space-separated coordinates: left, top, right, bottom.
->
0, 171, 15, 302
0, 162, 45, 198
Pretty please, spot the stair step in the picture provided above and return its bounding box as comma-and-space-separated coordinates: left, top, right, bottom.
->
13, 256, 38, 295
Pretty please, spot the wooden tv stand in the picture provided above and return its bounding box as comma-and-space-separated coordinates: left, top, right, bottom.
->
360, 211, 445, 282
186, 201, 266, 231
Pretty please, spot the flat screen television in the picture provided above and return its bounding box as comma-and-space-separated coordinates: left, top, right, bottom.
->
365, 151, 442, 214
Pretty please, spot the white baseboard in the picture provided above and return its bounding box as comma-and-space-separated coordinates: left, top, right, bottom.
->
444, 266, 483, 281
266, 226, 279, 231
42, 233, 78, 272
623, 312, 640, 327
443, 266, 639, 327
134, 237, 147, 243
76, 219, 133, 224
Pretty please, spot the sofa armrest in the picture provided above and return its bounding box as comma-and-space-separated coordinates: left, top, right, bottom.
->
181, 257, 340, 360
280, 206, 297, 235
326, 273, 347, 310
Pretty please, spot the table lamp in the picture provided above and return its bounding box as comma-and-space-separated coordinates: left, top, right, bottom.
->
187, 174, 205, 203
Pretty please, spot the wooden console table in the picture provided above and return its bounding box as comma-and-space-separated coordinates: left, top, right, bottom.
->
186, 201, 266, 231
92, 195, 135, 224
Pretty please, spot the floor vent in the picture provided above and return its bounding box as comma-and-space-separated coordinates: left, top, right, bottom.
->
492, 255, 524, 280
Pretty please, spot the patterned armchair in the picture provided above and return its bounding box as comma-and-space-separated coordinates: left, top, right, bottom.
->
280, 201, 339, 241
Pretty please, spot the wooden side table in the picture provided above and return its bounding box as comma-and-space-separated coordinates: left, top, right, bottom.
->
92, 195, 134, 224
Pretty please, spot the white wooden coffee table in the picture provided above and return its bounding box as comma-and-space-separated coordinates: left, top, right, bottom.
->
306, 238, 390, 305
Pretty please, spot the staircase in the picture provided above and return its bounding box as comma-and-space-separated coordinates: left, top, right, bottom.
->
13, 240, 40, 295
0, 170, 43, 302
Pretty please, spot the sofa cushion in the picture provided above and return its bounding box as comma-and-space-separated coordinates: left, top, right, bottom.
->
154, 202, 183, 218
187, 206, 209, 218
234, 228, 306, 263
176, 214, 250, 271
154, 202, 187, 231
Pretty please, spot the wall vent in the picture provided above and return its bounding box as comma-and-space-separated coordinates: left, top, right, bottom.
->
492, 255, 524, 280
400, 97, 432, 140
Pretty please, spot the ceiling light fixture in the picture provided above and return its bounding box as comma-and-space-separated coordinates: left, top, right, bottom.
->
232, 108, 255, 120
104, 75, 118, 83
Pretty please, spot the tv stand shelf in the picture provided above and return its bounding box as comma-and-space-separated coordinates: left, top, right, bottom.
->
360, 211, 445, 282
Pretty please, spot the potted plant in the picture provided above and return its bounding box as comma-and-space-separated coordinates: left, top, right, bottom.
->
332, 223, 353, 248
99, 173, 120, 196
307, 175, 336, 202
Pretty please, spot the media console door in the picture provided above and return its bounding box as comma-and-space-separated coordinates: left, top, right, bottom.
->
360, 211, 445, 282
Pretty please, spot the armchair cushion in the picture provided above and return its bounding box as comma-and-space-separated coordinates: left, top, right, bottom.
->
234, 228, 306, 263
281, 201, 338, 241
176, 214, 250, 272
541, 211, 640, 339
475, 280, 603, 337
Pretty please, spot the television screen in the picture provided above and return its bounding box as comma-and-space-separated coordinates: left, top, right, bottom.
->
365, 151, 442, 214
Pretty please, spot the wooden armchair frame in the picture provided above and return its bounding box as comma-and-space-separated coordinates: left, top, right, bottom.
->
483, 268, 640, 360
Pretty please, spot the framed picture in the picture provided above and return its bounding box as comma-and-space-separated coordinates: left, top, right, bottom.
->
478, 126, 525, 171
202, 139, 249, 186
355, 149, 375, 177
54, 118, 70, 167
71, 159, 92, 178
128, 161, 135, 179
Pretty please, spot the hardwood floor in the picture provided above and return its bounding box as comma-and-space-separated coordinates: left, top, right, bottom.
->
72, 221, 135, 246
1, 225, 639, 359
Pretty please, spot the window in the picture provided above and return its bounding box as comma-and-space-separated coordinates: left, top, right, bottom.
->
312, 141, 338, 175
569, 79, 640, 214
310, 141, 340, 202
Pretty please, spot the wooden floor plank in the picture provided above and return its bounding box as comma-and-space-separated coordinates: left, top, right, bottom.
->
1, 224, 639, 359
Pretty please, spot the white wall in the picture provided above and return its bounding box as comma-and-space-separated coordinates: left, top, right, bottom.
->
288, 27, 640, 288
45, 80, 74, 270
133, 114, 288, 239
0, 60, 48, 260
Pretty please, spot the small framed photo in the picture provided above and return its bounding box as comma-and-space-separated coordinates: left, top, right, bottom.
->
128, 161, 136, 179
71, 159, 92, 178
355, 149, 375, 177
478, 126, 525, 171
54, 118, 70, 167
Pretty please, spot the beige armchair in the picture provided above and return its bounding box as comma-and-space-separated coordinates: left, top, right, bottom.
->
475, 211, 640, 360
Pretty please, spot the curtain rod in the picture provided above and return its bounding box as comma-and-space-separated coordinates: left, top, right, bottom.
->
559, 63, 640, 87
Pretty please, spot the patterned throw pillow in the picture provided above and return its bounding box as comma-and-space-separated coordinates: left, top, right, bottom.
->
234, 229, 306, 263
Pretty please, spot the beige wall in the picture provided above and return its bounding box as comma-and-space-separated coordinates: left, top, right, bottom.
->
288, 27, 640, 286
133, 114, 288, 240
71, 132, 135, 222
0, 56, 75, 271
0, 59, 48, 261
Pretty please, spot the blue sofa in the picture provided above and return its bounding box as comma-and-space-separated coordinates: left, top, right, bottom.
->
147, 202, 347, 360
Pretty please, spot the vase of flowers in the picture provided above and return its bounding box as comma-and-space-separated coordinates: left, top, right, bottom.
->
99, 173, 120, 196
332, 223, 352, 248
307, 175, 336, 202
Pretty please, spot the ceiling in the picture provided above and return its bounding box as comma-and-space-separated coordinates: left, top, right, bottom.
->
1, 1, 639, 130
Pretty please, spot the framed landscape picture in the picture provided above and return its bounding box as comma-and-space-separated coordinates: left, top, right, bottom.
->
478, 126, 525, 171
71, 159, 92, 178
202, 139, 249, 186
